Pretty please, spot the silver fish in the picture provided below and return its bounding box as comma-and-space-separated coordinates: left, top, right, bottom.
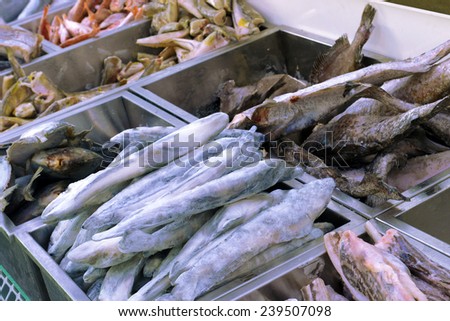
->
169, 191, 285, 281
98, 254, 145, 301
165, 178, 334, 300
118, 211, 213, 254
92, 159, 303, 240
47, 207, 95, 263
82, 136, 245, 231
67, 237, 136, 269
41, 112, 229, 223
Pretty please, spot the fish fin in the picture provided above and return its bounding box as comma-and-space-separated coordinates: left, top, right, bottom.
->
309, 35, 350, 83
23, 167, 44, 202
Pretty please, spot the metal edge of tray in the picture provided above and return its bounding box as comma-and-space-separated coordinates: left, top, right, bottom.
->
199, 188, 367, 301
298, 166, 450, 219
1, 90, 187, 236
207, 219, 450, 301
8, 2, 75, 28
375, 177, 450, 257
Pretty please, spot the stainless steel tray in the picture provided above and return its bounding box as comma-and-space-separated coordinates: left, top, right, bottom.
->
14, 178, 366, 301
376, 177, 450, 257
213, 220, 450, 301
1, 92, 186, 300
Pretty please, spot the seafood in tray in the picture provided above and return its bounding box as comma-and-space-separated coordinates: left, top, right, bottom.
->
11, 112, 342, 300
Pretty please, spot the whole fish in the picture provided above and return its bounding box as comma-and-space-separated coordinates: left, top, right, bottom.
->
98, 254, 145, 301
41, 113, 229, 223
150, 0, 179, 32
163, 178, 335, 300
82, 135, 243, 232
47, 208, 94, 263
0, 116, 31, 132
169, 191, 286, 281
28, 71, 67, 113
373, 229, 450, 297
6, 121, 78, 168
118, 211, 213, 254
276, 138, 406, 202
229, 40, 450, 137
231, 0, 262, 37
0, 25, 43, 63
100, 56, 123, 85
172, 31, 230, 62
1, 79, 33, 117
92, 159, 303, 240
67, 237, 136, 269
303, 96, 450, 163
30, 147, 102, 180
310, 4, 376, 83
423, 112, 450, 147
177, 0, 202, 19
109, 126, 176, 149
37, 96, 81, 118
222, 226, 327, 287
198, 0, 226, 26
324, 230, 427, 301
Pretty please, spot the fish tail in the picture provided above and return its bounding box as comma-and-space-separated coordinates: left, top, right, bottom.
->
353, 4, 376, 47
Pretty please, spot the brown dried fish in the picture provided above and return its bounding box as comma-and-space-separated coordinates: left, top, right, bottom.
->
310, 4, 376, 83
303, 96, 450, 163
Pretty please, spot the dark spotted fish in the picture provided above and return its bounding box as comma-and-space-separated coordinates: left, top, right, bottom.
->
303, 96, 450, 163
310, 4, 376, 84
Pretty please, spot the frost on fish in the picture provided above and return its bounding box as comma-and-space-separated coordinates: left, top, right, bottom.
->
42, 113, 229, 224
166, 178, 334, 300
92, 159, 303, 240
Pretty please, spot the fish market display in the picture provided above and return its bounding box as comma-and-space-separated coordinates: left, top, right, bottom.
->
309, 4, 376, 84
33, 113, 336, 300
0, 25, 43, 64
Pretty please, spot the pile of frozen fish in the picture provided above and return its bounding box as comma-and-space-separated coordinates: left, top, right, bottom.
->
0, 121, 113, 225
36, 112, 335, 300
225, 4, 450, 206
308, 223, 450, 301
